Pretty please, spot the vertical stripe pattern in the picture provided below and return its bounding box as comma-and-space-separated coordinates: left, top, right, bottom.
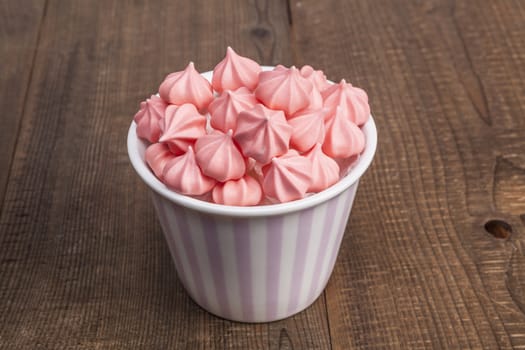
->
151, 181, 359, 322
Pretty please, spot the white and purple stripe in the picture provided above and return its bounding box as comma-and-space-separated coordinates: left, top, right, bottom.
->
151, 182, 359, 322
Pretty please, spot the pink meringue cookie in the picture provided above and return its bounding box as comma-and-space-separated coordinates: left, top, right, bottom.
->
234, 104, 292, 164
323, 106, 365, 158
273, 65, 288, 72
288, 108, 325, 152
159, 104, 207, 155
212, 175, 263, 206
306, 86, 323, 112
159, 62, 214, 111
195, 130, 246, 182
133, 95, 167, 143
207, 87, 257, 132
162, 146, 216, 195
246, 157, 264, 183
255, 66, 313, 116
262, 150, 313, 203
212, 47, 262, 92
300, 65, 331, 91
145, 142, 176, 180
322, 79, 370, 125
336, 155, 359, 177
304, 143, 340, 192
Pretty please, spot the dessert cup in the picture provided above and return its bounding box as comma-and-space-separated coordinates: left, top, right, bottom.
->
127, 69, 377, 323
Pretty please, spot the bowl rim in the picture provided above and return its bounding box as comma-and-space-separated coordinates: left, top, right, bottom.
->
127, 68, 377, 217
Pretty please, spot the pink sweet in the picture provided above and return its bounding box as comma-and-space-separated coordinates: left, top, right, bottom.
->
300, 65, 330, 91
288, 108, 325, 152
207, 87, 257, 132
323, 106, 365, 158
134, 95, 167, 143
306, 87, 323, 112
262, 150, 312, 203
162, 146, 216, 195
304, 143, 340, 192
159, 62, 213, 111
195, 130, 246, 182
273, 65, 288, 71
336, 155, 359, 177
255, 66, 313, 116
212, 175, 263, 206
322, 79, 370, 125
212, 47, 261, 92
136, 54, 372, 205
145, 142, 175, 180
234, 104, 292, 165
159, 104, 207, 155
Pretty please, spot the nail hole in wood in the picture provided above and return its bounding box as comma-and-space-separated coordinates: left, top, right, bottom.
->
484, 220, 512, 239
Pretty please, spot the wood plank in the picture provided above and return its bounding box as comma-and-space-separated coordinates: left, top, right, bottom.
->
290, 0, 525, 348
0, 1, 45, 209
0, 0, 331, 348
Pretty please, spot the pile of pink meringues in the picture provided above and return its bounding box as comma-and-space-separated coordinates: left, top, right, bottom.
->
134, 47, 370, 205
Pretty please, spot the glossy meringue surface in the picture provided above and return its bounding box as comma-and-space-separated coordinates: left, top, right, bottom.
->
255, 66, 313, 116
162, 146, 216, 195
300, 65, 331, 91
212, 175, 263, 206
145, 142, 175, 180
159, 104, 206, 155
159, 62, 214, 111
323, 106, 365, 158
195, 130, 246, 182
305, 86, 324, 112
212, 46, 261, 92
128, 113, 376, 213
262, 150, 313, 203
134, 95, 167, 143
133, 53, 372, 205
208, 87, 257, 132
288, 108, 325, 152
322, 79, 370, 126
234, 104, 292, 165
304, 143, 340, 192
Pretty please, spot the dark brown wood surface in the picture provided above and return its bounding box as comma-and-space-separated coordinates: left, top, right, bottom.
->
1, 0, 524, 348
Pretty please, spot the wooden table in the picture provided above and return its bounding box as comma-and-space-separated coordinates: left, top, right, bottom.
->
2, 1, 525, 348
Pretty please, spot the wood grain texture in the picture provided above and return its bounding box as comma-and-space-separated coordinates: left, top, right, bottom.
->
0, 0, 329, 349
290, 0, 525, 348
0, 0, 45, 208
1, 0, 524, 349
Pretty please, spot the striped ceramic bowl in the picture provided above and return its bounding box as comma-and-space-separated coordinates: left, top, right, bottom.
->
127, 71, 377, 323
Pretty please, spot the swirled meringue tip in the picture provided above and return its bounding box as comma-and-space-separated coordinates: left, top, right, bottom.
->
323, 106, 366, 159
212, 175, 263, 206
322, 78, 370, 126
134, 95, 167, 143
162, 146, 216, 196
255, 66, 313, 116
300, 65, 331, 91
159, 62, 213, 111
158, 104, 207, 156
145, 142, 175, 181
288, 108, 325, 152
305, 143, 340, 193
262, 150, 313, 203
273, 64, 288, 71
212, 46, 261, 93
208, 87, 257, 132
134, 58, 373, 205
234, 103, 292, 165
195, 129, 246, 182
